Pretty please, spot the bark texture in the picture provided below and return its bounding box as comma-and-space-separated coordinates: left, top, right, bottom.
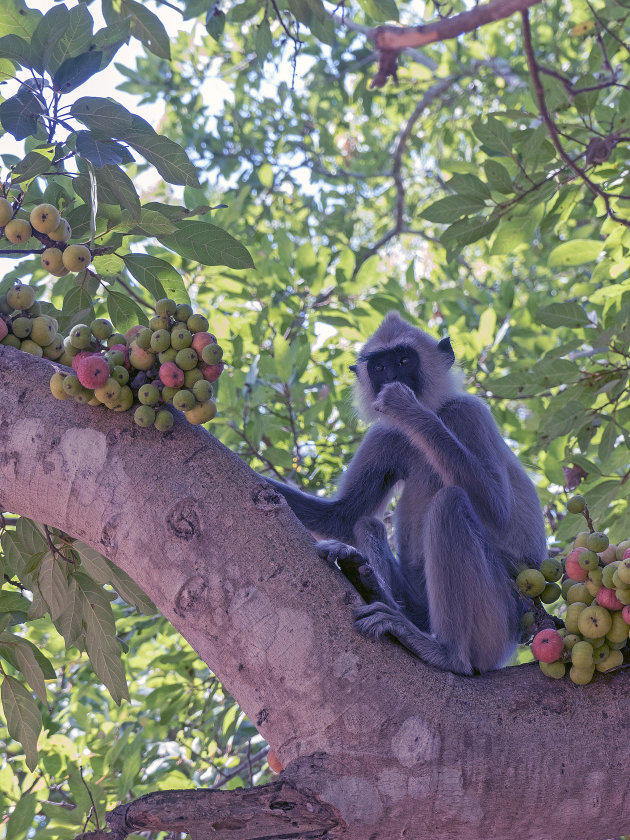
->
2, 346, 629, 840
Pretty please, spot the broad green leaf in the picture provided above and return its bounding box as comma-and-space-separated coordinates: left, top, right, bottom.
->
0, 633, 47, 702
74, 166, 141, 221
121, 208, 176, 235
107, 289, 149, 333
1, 675, 42, 770
484, 160, 513, 194
60, 285, 95, 331
536, 301, 591, 329
441, 215, 498, 249
52, 51, 103, 94
472, 117, 512, 155
539, 400, 590, 440
598, 417, 618, 464
56, 576, 83, 649
70, 96, 134, 136
420, 194, 487, 223
548, 239, 603, 267
357, 0, 399, 20
38, 553, 69, 621
158, 221, 255, 269
206, 5, 226, 41
122, 253, 188, 302
0, 0, 41, 39
5, 791, 37, 840
11, 148, 55, 185
0, 88, 45, 141
63, 203, 92, 243
0, 33, 34, 68
30, 5, 69, 74
117, 116, 200, 187
47, 3, 93, 73
0, 590, 31, 613
273, 336, 293, 381
16, 518, 47, 556
446, 174, 491, 199
75, 132, 130, 167
122, 0, 171, 60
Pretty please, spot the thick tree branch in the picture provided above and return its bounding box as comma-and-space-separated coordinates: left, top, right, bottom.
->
3, 346, 630, 840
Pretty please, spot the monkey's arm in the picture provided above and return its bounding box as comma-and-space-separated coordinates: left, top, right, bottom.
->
374, 383, 512, 528
266, 426, 410, 544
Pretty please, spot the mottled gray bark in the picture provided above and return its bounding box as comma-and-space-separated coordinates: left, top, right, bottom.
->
1, 346, 628, 840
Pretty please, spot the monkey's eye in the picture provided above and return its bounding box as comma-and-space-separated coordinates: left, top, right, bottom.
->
399, 357, 409, 365
374, 363, 384, 372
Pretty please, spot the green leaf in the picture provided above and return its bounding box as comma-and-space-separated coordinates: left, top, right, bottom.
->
548, 239, 603, 267
0, 633, 47, 703
357, 0, 399, 21
420, 194, 487, 223
446, 174, 491, 199
75, 131, 130, 167
72, 542, 155, 613
38, 553, 69, 621
598, 417, 618, 464
255, 19, 272, 61
16, 518, 47, 556
1, 675, 42, 770
107, 289, 149, 334
0, 33, 34, 68
472, 117, 512, 155
73, 166, 141, 221
121, 208, 177, 236
10, 148, 54, 185
116, 116, 200, 187
47, 3, 93, 74
70, 96, 134, 136
60, 285, 95, 331
483, 160, 513, 194
0, 590, 31, 613
52, 50, 103, 94
206, 5, 226, 41
0, 87, 45, 141
441, 215, 498, 249
5, 791, 37, 840
539, 400, 590, 440
0, 0, 41, 39
30, 5, 69, 74
536, 301, 591, 329
122, 0, 170, 60
158, 221, 255, 269
56, 576, 83, 649
122, 253, 188, 303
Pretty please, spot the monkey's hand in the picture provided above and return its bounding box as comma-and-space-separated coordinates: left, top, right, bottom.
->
317, 540, 389, 604
373, 381, 417, 416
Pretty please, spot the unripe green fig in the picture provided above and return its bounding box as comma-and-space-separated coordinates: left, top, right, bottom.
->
571, 640, 594, 668
111, 385, 134, 411
69, 324, 92, 349
0, 295, 11, 314
20, 339, 43, 356
521, 610, 534, 631
11, 316, 32, 338
563, 633, 580, 652
94, 377, 121, 405
5, 218, 33, 244
149, 314, 169, 331
111, 365, 129, 385
154, 409, 174, 432
50, 371, 70, 400
155, 298, 176, 316
566, 583, 593, 605
90, 318, 114, 341
578, 604, 612, 639
30, 203, 60, 233
175, 347, 198, 371
586, 532, 609, 553
0, 196, 12, 225
564, 602, 588, 634
158, 347, 178, 364
173, 389, 195, 411
62, 243, 91, 272
616, 539, 630, 562
540, 660, 565, 679
569, 665, 595, 685
50, 217, 72, 242
107, 333, 127, 348
138, 383, 160, 405
161, 385, 178, 403
104, 349, 126, 368
184, 367, 203, 388
595, 648, 624, 672
2, 333, 20, 348
605, 610, 628, 644
185, 399, 216, 424
175, 303, 193, 322
7, 282, 36, 310
27, 300, 42, 317
128, 343, 154, 371
41, 247, 68, 276
516, 568, 547, 598
574, 531, 591, 548
151, 329, 171, 353
602, 563, 619, 589
135, 327, 153, 350
616, 558, 630, 586
43, 333, 64, 359
567, 495, 586, 514
74, 386, 94, 404
540, 582, 561, 604
540, 558, 563, 583
170, 326, 193, 350
63, 374, 82, 396
187, 313, 209, 333
134, 404, 156, 427
201, 342, 223, 364
578, 549, 599, 571
30, 315, 57, 346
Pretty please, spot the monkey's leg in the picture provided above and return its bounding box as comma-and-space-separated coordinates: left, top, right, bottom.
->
355, 488, 517, 674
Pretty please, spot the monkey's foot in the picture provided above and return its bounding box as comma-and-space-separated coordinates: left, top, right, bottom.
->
353, 602, 406, 639
316, 540, 385, 603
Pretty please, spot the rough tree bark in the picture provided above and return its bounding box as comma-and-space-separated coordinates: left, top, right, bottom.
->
1, 345, 628, 840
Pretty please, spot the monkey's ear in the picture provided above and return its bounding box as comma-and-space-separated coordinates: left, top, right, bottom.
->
349, 364, 358, 374
437, 336, 455, 366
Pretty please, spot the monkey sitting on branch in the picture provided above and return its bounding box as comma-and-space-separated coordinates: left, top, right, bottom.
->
268, 312, 546, 674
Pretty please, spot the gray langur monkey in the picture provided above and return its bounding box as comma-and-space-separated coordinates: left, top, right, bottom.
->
267, 311, 547, 675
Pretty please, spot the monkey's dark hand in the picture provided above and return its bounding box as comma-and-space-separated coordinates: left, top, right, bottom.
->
373, 381, 417, 415
317, 540, 387, 604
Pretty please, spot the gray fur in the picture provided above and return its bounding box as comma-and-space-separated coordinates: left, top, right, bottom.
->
268, 312, 547, 674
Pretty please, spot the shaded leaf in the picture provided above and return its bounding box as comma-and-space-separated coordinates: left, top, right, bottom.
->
107, 289, 149, 334
116, 115, 200, 187
71, 96, 134, 136
536, 301, 591, 329
75, 131, 130, 167
122, 0, 170, 59
122, 253, 187, 302
38, 553, 69, 621
0, 87, 45, 141
47, 3, 93, 73
473, 117, 512, 155
0, 33, 34, 68
158, 220, 255, 269
52, 50, 102, 94
1, 675, 42, 770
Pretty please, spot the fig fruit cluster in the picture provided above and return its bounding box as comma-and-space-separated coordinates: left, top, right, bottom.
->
524, 495, 630, 685
1, 200, 85, 276
0, 282, 65, 360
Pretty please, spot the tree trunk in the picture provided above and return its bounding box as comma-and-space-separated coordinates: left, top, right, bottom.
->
1, 346, 628, 840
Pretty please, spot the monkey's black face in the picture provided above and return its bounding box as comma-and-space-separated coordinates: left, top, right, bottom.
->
364, 344, 422, 397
